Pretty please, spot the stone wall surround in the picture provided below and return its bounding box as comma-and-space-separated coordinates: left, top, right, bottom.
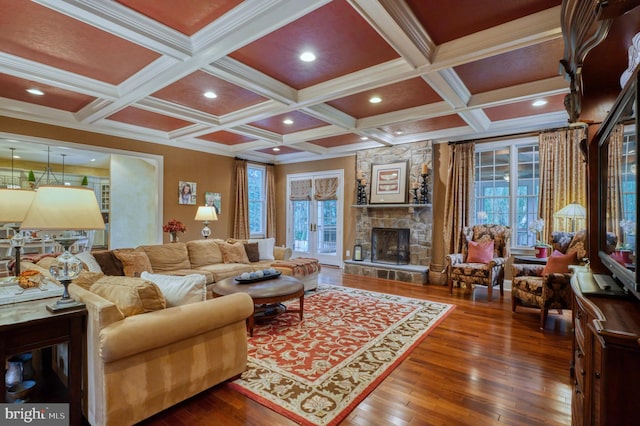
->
344, 141, 432, 284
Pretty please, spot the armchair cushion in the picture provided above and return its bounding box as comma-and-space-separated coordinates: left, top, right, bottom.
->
466, 240, 494, 263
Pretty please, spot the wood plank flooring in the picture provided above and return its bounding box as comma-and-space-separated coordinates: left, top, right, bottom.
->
139, 268, 573, 426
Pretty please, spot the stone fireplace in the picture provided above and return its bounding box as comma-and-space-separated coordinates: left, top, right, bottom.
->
371, 227, 410, 264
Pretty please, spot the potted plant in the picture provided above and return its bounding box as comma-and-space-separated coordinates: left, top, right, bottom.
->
27, 170, 36, 189
529, 218, 552, 258
81, 176, 89, 186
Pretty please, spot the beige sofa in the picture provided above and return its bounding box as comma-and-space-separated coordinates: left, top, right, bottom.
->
69, 282, 254, 426
93, 238, 318, 292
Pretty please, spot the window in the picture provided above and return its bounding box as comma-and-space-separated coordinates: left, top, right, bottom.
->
247, 164, 266, 238
475, 140, 540, 248
622, 131, 637, 224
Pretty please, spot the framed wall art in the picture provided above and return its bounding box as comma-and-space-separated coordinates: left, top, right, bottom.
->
205, 191, 221, 214
179, 181, 196, 205
370, 161, 407, 204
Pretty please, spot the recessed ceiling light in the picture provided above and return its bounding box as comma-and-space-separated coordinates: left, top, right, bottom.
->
272, 147, 281, 152
27, 88, 44, 96
394, 130, 404, 135
360, 136, 369, 141
90, 158, 96, 162
283, 119, 294, 125
299, 51, 316, 62
369, 96, 382, 104
532, 99, 547, 107
203, 91, 217, 99
13, 155, 20, 159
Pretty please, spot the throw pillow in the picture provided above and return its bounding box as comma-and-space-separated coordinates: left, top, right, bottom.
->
73, 271, 104, 290
93, 251, 125, 276
140, 272, 206, 307
218, 242, 250, 264
244, 242, 260, 262
113, 250, 153, 277
256, 237, 276, 261
89, 276, 166, 317
466, 240, 494, 263
542, 250, 579, 275
75, 251, 103, 273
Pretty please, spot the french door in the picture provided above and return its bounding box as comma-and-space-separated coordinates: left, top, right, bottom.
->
287, 171, 343, 266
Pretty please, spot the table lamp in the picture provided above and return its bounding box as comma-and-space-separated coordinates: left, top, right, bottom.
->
0, 189, 37, 277
20, 185, 105, 312
554, 202, 586, 233
194, 206, 218, 239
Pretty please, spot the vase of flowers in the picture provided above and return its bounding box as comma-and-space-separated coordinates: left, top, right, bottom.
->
163, 219, 186, 243
529, 218, 551, 258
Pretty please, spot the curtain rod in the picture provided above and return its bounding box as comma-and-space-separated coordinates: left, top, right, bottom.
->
234, 157, 275, 166
447, 122, 588, 145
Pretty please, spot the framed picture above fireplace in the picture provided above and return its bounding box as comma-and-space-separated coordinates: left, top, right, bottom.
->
370, 161, 407, 204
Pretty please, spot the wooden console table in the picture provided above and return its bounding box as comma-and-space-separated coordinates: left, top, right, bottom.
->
0, 298, 86, 426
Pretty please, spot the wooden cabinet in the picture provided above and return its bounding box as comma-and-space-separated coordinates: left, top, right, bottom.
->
571, 269, 640, 425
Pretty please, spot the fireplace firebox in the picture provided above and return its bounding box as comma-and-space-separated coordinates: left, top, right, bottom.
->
371, 227, 410, 264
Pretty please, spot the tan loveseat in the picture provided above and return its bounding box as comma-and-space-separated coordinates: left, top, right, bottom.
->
69, 282, 254, 426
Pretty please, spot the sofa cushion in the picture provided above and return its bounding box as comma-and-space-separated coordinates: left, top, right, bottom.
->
218, 242, 250, 264
244, 242, 260, 262
137, 242, 191, 273
113, 250, 153, 278
153, 269, 214, 285
90, 276, 166, 317
542, 250, 579, 275
141, 272, 207, 307
254, 238, 275, 261
186, 239, 223, 268
73, 271, 105, 290
466, 240, 494, 264
93, 251, 125, 276
195, 263, 254, 282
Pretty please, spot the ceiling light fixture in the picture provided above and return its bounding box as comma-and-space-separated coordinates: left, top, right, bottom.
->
360, 136, 369, 141
283, 119, 294, 125
369, 96, 382, 104
272, 147, 281, 152
203, 91, 217, 99
394, 130, 404, 135
299, 51, 316, 62
532, 99, 547, 107
26, 88, 44, 96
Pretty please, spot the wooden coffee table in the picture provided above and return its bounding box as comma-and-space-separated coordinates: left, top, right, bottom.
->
212, 275, 304, 336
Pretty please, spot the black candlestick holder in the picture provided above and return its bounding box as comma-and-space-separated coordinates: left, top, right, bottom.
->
411, 187, 419, 204
357, 179, 368, 205
420, 173, 430, 204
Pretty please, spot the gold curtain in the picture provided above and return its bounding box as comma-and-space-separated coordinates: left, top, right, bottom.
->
606, 124, 625, 245
444, 142, 475, 254
314, 177, 338, 200
265, 164, 276, 239
539, 127, 587, 239
233, 159, 249, 239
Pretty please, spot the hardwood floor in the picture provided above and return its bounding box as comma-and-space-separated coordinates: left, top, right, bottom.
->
139, 268, 573, 426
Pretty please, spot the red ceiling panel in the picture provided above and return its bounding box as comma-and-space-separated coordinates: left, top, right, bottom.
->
152, 71, 267, 116
198, 131, 256, 146
248, 111, 328, 135
228, 0, 399, 90
327, 78, 443, 119
0, 73, 95, 112
107, 107, 193, 131
0, 0, 159, 85
407, 0, 561, 45
309, 134, 365, 148
256, 146, 302, 155
484, 94, 567, 121
116, 0, 242, 36
380, 114, 469, 136
455, 38, 565, 94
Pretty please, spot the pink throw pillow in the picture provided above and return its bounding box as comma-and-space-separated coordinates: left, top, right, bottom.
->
466, 240, 494, 264
542, 250, 578, 274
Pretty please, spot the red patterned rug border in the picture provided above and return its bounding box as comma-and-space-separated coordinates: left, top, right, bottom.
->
228, 285, 455, 425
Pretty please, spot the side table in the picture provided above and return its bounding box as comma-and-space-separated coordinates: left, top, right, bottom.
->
513, 255, 548, 265
0, 297, 86, 426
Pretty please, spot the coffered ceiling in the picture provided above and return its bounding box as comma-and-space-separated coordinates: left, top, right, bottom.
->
0, 0, 634, 164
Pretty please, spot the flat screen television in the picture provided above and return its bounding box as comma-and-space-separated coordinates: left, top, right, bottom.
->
597, 68, 639, 299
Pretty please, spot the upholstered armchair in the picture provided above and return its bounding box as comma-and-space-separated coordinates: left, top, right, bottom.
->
511, 230, 611, 330
446, 224, 511, 301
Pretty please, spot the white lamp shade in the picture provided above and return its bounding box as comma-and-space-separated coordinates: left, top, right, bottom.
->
0, 189, 36, 223
555, 203, 586, 219
20, 185, 105, 231
195, 206, 218, 222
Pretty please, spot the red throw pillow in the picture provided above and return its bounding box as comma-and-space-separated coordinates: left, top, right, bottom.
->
466, 240, 494, 263
542, 250, 578, 274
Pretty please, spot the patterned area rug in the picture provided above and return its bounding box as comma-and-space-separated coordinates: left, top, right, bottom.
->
229, 285, 455, 425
